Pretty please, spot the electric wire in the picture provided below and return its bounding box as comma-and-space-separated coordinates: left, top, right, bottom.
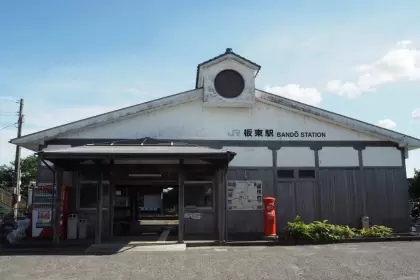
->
0, 123, 17, 130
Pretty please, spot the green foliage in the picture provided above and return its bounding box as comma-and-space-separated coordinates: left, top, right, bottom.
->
19, 155, 38, 197
409, 169, 420, 201
286, 215, 393, 243
357, 226, 393, 237
0, 154, 37, 197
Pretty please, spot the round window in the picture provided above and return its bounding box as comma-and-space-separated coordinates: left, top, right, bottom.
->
214, 70, 245, 99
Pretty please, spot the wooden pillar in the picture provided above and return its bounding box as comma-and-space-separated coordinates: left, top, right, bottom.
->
108, 182, 114, 237
311, 146, 322, 220
222, 167, 228, 242
108, 162, 116, 238
53, 167, 63, 245
357, 147, 367, 216
217, 167, 227, 243
95, 170, 104, 244
178, 160, 185, 243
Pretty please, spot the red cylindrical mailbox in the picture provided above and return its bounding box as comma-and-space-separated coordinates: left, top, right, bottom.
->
263, 197, 276, 237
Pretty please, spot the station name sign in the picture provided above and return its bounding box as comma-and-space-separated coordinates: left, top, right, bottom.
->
228, 129, 327, 138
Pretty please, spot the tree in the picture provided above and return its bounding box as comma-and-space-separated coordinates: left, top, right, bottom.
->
0, 154, 37, 197
409, 169, 420, 202
0, 164, 14, 188
19, 155, 38, 197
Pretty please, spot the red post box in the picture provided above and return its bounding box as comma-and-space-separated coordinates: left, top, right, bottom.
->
263, 197, 277, 237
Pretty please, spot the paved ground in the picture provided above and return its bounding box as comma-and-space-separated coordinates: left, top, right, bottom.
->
1, 242, 420, 280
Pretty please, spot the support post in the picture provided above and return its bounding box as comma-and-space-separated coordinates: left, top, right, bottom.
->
53, 167, 63, 245
271, 148, 278, 232
311, 147, 322, 220
217, 168, 227, 244
222, 167, 228, 242
12, 98, 24, 219
95, 170, 104, 244
108, 161, 116, 238
108, 182, 114, 238
357, 147, 367, 217
178, 160, 185, 243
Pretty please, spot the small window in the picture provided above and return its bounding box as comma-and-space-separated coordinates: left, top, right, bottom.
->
298, 169, 316, 179
185, 183, 213, 209
277, 169, 294, 179
79, 182, 109, 209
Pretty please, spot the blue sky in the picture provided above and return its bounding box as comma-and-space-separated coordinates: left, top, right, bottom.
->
0, 0, 420, 176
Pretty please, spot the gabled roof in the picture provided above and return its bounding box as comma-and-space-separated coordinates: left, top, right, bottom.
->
195, 48, 261, 88
10, 89, 201, 150
10, 87, 420, 151
255, 89, 420, 149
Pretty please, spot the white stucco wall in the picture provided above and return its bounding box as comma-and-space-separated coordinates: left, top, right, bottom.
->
63, 99, 384, 142
362, 147, 402, 167
201, 58, 256, 107
223, 146, 272, 167
277, 147, 315, 167
319, 147, 359, 167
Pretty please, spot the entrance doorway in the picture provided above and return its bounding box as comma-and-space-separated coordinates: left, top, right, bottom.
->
113, 185, 179, 239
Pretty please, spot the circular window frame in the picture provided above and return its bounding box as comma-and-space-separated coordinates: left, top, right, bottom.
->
213, 69, 245, 99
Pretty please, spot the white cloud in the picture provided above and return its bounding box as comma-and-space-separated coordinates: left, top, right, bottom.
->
376, 118, 396, 129
326, 80, 362, 98
264, 84, 322, 106
412, 108, 420, 120
326, 40, 420, 97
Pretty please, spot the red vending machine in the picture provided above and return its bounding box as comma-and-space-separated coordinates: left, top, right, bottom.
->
30, 183, 69, 239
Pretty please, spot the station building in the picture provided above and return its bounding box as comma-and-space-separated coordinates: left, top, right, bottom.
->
10, 48, 420, 243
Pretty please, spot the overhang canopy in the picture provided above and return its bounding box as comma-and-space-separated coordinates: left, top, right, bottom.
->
37, 143, 236, 168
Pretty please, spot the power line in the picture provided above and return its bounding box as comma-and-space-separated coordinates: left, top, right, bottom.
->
0, 123, 17, 130
0, 113, 18, 117
0, 97, 19, 103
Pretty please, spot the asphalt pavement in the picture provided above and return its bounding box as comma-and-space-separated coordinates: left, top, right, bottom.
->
1, 241, 420, 280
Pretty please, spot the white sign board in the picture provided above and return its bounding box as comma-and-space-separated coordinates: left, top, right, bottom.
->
184, 213, 202, 220
227, 180, 263, 211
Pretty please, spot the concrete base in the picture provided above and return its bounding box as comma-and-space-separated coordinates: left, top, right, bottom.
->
262, 235, 279, 241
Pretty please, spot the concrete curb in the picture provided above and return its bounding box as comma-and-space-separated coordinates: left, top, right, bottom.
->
186, 236, 420, 247
2, 235, 420, 253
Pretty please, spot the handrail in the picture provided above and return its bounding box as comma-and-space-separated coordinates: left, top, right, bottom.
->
0, 187, 27, 208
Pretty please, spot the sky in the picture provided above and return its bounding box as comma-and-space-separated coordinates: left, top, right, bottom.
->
0, 0, 419, 177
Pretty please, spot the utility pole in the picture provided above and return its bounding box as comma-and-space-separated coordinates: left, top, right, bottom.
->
12, 98, 24, 219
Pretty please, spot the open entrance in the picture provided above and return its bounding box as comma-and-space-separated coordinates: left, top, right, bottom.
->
112, 166, 215, 243
38, 139, 235, 245
113, 185, 179, 240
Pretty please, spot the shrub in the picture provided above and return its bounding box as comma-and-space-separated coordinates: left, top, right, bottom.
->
286, 216, 393, 243
357, 226, 393, 238
286, 216, 357, 243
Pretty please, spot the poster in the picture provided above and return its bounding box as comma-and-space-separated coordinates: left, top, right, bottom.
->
35, 209, 52, 228
227, 180, 263, 211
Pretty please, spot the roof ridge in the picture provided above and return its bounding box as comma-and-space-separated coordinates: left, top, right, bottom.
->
195, 48, 261, 88
255, 89, 420, 145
